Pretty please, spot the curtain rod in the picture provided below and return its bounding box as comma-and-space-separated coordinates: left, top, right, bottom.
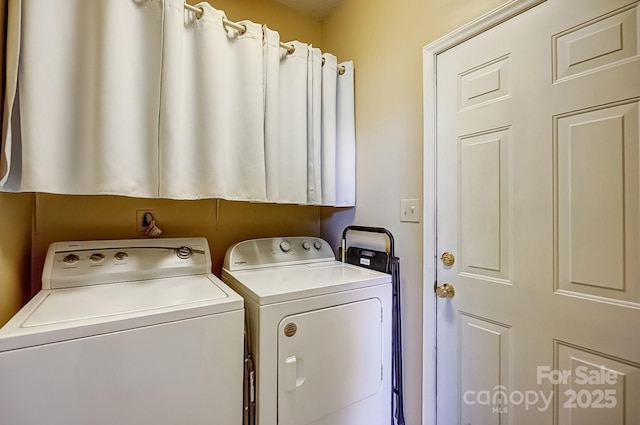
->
184, 3, 346, 75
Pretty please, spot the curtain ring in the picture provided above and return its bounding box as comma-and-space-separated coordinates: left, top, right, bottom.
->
195, 6, 204, 19
279, 42, 295, 54
223, 19, 248, 35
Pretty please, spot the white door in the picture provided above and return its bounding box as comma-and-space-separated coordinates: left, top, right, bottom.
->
434, 0, 640, 423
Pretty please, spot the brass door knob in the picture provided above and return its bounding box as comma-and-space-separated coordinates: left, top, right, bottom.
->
435, 283, 455, 298
440, 252, 455, 266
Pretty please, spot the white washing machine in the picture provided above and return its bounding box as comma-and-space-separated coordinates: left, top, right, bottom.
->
0, 237, 244, 425
222, 237, 391, 425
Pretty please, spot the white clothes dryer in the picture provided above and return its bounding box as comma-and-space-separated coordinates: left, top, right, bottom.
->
0, 237, 244, 425
222, 237, 391, 425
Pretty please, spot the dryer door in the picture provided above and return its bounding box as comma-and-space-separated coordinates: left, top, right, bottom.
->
277, 298, 383, 425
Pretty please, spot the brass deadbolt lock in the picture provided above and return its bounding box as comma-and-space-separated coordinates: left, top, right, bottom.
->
441, 252, 455, 267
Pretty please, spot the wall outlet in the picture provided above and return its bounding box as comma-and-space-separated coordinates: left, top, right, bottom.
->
400, 199, 420, 223
136, 210, 154, 232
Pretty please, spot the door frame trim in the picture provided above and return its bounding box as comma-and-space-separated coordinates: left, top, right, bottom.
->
421, 1, 546, 424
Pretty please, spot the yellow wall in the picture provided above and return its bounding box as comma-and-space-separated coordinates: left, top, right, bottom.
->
320, 0, 507, 423
193, 0, 322, 46
31, 195, 320, 294
0, 193, 33, 325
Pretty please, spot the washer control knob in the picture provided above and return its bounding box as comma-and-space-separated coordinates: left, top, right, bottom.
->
313, 240, 322, 250
176, 246, 193, 259
302, 240, 311, 250
280, 240, 292, 253
89, 253, 105, 263
114, 251, 128, 261
63, 254, 80, 265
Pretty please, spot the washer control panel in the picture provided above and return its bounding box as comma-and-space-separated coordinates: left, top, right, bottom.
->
224, 237, 335, 271
43, 237, 211, 290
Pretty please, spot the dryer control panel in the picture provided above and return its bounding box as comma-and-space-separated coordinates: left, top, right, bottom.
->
224, 237, 335, 271
42, 237, 211, 290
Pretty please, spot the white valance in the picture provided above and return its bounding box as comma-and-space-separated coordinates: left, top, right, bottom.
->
1, 0, 356, 206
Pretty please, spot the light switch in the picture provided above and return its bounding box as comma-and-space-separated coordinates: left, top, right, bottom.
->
400, 199, 420, 223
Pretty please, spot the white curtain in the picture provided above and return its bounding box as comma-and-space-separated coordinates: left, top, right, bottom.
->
336, 61, 356, 207
307, 46, 322, 205
1, 0, 356, 206
1, 0, 19, 188
263, 43, 355, 206
2, 0, 163, 196
263, 26, 280, 201
321, 53, 338, 206
264, 38, 308, 204
160, 1, 266, 200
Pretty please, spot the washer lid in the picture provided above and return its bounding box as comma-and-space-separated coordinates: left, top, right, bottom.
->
0, 274, 243, 351
222, 261, 390, 305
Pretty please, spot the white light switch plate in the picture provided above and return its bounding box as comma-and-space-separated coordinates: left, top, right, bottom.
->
400, 199, 420, 223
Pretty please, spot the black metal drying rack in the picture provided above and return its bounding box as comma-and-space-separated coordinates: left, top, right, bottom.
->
340, 225, 405, 425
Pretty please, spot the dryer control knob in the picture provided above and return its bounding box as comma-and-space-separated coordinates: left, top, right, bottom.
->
176, 246, 193, 259
313, 240, 322, 250
114, 251, 128, 261
280, 240, 292, 253
302, 241, 311, 250
89, 253, 105, 263
63, 254, 80, 265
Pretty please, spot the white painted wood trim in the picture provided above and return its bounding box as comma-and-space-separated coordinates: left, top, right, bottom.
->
421, 1, 547, 424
